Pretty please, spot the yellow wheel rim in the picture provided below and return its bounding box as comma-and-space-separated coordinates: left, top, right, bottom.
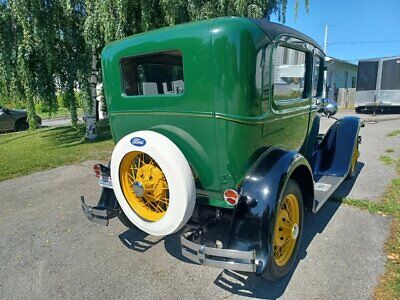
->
273, 194, 300, 267
351, 145, 359, 174
120, 151, 169, 222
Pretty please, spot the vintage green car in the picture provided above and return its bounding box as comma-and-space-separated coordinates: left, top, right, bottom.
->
81, 17, 363, 280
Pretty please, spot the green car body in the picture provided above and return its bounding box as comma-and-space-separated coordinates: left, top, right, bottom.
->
81, 16, 362, 279
101, 17, 324, 209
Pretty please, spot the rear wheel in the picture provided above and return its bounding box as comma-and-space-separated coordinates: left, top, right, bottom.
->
263, 179, 304, 281
15, 119, 29, 131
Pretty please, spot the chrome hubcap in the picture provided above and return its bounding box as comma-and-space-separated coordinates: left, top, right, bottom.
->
133, 181, 145, 197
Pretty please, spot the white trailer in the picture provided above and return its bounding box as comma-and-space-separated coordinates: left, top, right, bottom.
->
355, 56, 400, 112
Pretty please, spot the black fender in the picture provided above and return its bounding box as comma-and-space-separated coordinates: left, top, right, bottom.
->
227, 148, 314, 275
311, 116, 363, 177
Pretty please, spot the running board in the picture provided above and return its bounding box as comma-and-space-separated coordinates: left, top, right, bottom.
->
313, 175, 345, 212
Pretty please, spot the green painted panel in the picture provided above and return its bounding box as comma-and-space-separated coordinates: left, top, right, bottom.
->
101, 17, 317, 209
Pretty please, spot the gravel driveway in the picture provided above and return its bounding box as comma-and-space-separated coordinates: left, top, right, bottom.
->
0, 111, 398, 299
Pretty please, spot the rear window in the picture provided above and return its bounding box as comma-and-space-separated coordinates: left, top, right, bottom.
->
121, 50, 184, 96
356, 61, 378, 91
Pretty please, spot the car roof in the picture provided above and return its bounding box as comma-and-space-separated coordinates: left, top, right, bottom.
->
249, 18, 323, 52
104, 17, 324, 56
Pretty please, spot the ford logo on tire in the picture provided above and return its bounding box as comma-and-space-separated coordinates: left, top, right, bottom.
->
130, 137, 146, 146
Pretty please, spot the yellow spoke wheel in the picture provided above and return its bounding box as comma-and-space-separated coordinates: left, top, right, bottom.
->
273, 193, 300, 267
119, 151, 169, 222
351, 145, 359, 174
347, 144, 360, 179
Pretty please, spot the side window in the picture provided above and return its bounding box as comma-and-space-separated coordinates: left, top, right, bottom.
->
255, 49, 263, 106
256, 47, 272, 113
273, 46, 307, 101
312, 55, 324, 98
262, 47, 271, 112
121, 50, 184, 96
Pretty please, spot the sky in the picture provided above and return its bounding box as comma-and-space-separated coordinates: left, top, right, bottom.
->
270, 0, 400, 63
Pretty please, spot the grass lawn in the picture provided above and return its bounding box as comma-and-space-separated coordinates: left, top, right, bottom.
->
388, 129, 400, 137
375, 151, 400, 299
36, 107, 84, 120
0, 120, 114, 181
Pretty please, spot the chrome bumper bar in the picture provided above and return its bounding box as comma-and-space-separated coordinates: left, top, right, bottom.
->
180, 232, 257, 273
80, 196, 120, 226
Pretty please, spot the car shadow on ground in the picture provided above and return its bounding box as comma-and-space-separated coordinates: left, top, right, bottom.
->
41, 119, 112, 148
118, 228, 197, 265
332, 162, 364, 199
119, 228, 165, 253
118, 164, 362, 299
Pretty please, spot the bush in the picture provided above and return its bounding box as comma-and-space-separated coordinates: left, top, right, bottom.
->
0, 98, 25, 109
57, 91, 85, 110
57, 92, 68, 109
36, 102, 49, 113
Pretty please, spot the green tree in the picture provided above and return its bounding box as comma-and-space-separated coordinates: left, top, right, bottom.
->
54, 0, 89, 128
0, 0, 308, 134
12, 0, 57, 128
82, 0, 308, 139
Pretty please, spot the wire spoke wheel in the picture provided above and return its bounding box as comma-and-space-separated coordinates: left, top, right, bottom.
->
120, 151, 169, 222
273, 193, 300, 267
351, 145, 359, 174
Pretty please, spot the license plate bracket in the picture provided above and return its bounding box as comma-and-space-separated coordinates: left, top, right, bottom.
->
99, 175, 113, 189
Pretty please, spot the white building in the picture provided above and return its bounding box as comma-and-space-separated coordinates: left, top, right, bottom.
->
325, 57, 358, 100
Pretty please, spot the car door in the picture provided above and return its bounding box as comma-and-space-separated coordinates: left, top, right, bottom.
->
311, 52, 324, 105
0, 108, 15, 130
301, 51, 324, 159
262, 41, 312, 150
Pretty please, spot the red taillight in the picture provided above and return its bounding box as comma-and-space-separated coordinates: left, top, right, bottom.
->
224, 189, 239, 206
93, 164, 101, 178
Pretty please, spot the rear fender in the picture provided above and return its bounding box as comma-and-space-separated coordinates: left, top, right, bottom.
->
227, 148, 313, 275
311, 116, 363, 177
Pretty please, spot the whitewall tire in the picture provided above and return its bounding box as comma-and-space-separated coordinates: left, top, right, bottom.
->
111, 130, 196, 236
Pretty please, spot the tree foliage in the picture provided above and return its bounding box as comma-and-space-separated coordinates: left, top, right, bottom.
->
0, 0, 307, 131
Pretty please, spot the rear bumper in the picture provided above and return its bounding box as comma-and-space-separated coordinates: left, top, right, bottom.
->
180, 230, 257, 273
80, 196, 120, 225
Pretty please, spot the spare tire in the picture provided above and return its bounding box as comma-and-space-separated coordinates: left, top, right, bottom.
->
111, 130, 195, 236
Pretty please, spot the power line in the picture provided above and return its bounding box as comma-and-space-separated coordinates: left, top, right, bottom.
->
326, 20, 399, 27
322, 21, 399, 54
328, 40, 400, 45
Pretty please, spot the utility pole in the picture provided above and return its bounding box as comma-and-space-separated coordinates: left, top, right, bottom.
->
323, 25, 328, 54
323, 25, 329, 98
